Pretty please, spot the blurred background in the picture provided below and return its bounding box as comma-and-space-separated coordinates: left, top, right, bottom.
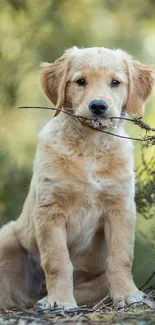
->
0, 0, 155, 287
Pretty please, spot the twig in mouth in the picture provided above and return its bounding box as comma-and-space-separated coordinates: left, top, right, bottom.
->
107, 116, 155, 132
18, 106, 155, 144
18, 106, 94, 121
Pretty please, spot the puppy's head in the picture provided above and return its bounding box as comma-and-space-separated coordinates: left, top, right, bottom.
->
40, 47, 154, 127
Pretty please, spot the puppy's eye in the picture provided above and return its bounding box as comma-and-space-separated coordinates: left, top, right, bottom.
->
76, 78, 86, 86
111, 80, 120, 88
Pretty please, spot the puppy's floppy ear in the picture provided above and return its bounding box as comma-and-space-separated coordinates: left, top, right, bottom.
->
125, 58, 154, 117
40, 55, 70, 116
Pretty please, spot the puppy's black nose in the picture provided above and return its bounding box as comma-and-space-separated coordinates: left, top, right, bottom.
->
89, 100, 108, 115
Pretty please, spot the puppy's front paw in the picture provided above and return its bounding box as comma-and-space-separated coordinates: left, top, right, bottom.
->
113, 290, 144, 309
36, 296, 77, 310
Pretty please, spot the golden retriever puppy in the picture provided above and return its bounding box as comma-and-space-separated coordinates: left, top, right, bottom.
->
0, 47, 154, 310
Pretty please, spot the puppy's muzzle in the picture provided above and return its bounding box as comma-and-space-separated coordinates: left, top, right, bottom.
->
89, 100, 108, 116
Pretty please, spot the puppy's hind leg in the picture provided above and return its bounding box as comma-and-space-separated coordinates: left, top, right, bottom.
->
74, 272, 109, 307
0, 222, 44, 309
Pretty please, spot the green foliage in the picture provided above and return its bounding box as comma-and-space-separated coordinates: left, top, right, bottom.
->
0, 148, 30, 223
136, 156, 155, 220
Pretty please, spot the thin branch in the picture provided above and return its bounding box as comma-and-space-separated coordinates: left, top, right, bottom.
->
83, 123, 155, 142
18, 106, 95, 121
18, 106, 155, 144
107, 116, 155, 132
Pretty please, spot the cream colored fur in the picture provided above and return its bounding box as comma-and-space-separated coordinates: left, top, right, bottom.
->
0, 47, 154, 310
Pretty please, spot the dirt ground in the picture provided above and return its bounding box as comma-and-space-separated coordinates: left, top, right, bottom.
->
0, 286, 155, 325
0, 306, 155, 325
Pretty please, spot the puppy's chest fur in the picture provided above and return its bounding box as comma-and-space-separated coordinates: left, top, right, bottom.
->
55, 146, 127, 253
66, 155, 104, 253
39, 131, 131, 254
